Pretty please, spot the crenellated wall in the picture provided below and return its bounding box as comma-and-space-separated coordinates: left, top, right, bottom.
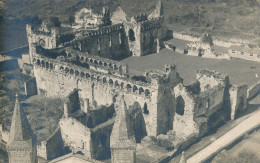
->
71, 24, 130, 60
32, 55, 182, 136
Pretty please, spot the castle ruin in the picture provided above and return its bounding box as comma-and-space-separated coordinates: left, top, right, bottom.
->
6, 0, 249, 162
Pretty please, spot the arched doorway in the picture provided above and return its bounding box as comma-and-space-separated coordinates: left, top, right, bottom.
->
176, 96, 185, 115
128, 29, 135, 41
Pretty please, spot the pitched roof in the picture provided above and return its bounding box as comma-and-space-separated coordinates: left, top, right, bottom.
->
7, 94, 34, 149
110, 94, 136, 149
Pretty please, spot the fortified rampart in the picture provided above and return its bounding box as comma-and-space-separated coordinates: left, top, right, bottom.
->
32, 50, 182, 136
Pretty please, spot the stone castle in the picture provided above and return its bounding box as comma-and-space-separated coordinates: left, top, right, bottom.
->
6, 0, 249, 162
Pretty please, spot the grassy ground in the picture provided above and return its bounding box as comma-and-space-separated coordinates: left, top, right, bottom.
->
122, 49, 260, 87
0, 0, 259, 51
0, 70, 64, 142
211, 129, 260, 163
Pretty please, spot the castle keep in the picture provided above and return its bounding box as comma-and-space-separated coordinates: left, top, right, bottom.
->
12, 0, 248, 162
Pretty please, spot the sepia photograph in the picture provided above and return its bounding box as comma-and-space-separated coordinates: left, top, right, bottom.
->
0, 0, 259, 162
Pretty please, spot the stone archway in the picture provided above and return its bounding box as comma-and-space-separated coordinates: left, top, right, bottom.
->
176, 95, 185, 116
128, 29, 135, 41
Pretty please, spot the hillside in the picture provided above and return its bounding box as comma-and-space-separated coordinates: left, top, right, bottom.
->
0, 0, 259, 51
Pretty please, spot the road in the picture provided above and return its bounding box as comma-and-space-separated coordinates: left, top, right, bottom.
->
187, 108, 260, 163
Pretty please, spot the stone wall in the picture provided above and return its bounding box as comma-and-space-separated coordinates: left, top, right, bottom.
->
228, 48, 260, 62
247, 81, 260, 101
172, 32, 200, 42
59, 118, 92, 156
24, 77, 37, 97
173, 84, 198, 138
229, 84, 248, 120
45, 128, 64, 161
111, 149, 136, 163
73, 24, 130, 60
33, 55, 183, 136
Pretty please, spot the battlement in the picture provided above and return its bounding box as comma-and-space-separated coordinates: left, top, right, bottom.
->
77, 24, 124, 38
132, 13, 148, 23
32, 55, 154, 99
140, 16, 164, 31
64, 47, 129, 77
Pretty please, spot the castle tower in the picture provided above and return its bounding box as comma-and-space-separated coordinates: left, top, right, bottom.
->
7, 93, 38, 163
110, 94, 136, 163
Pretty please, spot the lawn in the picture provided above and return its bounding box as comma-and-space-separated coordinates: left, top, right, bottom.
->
122, 49, 260, 87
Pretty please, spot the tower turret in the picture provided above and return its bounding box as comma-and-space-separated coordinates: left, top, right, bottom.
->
110, 94, 136, 163
7, 93, 38, 163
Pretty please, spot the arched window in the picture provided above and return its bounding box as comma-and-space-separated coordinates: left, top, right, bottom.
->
133, 85, 138, 93
145, 89, 150, 97
97, 76, 101, 82
126, 84, 132, 92
103, 77, 107, 83
46, 62, 49, 68
75, 70, 79, 76
129, 29, 135, 41
36, 59, 40, 66
86, 73, 90, 78
65, 67, 69, 73
176, 96, 185, 115
80, 72, 85, 77
143, 102, 149, 114
50, 63, 54, 69
115, 80, 119, 87
121, 82, 124, 89
70, 69, 74, 75
109, 79, 113, 85
139, 87, 144, 95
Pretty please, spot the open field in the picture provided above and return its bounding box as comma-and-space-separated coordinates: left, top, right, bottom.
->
122, 49, 260, 87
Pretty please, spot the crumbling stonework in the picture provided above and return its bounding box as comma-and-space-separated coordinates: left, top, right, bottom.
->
229, 84, 248, 120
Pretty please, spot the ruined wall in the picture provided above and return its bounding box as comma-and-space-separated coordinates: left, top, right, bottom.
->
59, 117, 92, 156
173, 84, 198, 138
33, 54, 166, 136
140, 17, 167, 55
65, 89, 81, 115
247, 81, 260, 101
24, 77, 37, 97
229, 84, 248, 120
196, 69, 226, 93
27, 24, 57, 50
74, 24, 130, 60
91, 119, 114, 160
45, 128, 64, 161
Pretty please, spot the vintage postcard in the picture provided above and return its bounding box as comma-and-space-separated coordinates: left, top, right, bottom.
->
0, 0, 259, 163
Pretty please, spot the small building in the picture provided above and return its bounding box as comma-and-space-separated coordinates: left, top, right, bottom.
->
228, 45, 260, 62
